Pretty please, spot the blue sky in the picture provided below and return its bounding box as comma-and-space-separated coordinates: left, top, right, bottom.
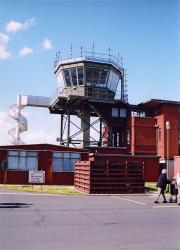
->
0, 0, 179, 145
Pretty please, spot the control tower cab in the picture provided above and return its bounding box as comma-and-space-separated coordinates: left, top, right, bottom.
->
50, 50, 128, 148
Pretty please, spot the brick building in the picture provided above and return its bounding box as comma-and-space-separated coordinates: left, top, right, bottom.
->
0, 144, 88, 185
0, 99, 180, 186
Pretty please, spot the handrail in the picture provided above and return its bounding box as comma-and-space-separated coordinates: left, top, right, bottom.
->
54, 50, 123, 71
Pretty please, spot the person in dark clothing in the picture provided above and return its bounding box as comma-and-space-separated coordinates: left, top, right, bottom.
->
154, 169, 170, 203
169, 177, 178, 203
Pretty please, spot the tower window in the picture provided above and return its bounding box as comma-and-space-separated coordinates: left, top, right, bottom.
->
77, 67, 84, 85
71, 68, 77, 86
63, 69, 71, 87
112, 107, 118, 117
120, 108, 127, 117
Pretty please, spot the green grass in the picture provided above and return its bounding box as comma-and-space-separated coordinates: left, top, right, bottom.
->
145, 182, 157, 192
0, 184, 82, 195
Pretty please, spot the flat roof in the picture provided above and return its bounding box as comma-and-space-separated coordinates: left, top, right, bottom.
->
139, 99, 180, 107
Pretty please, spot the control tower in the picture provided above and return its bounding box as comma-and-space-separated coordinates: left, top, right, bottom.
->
50, 50, 128, 148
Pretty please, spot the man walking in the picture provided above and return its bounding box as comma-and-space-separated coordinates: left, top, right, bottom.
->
154, 169, 170, 204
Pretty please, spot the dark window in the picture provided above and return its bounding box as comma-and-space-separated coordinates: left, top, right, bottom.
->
71, 68, 77, 86
86, 67, 93, 84
92, 68, 100, 84
63, 69, 71, 87
77, 67, 84, 85
99, 69, 108, 84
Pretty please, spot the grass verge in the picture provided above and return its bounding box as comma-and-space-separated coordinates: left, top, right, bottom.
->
145, 182, 157, 192
0, 184, 81, 195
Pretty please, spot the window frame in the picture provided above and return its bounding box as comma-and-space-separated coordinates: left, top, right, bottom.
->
8, 150, 38, 171
52, 151, 81, 172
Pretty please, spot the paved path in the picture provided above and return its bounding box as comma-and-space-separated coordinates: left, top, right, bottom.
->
0, 190, 180, 250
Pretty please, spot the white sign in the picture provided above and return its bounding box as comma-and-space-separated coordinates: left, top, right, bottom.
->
29, 170, 45, 184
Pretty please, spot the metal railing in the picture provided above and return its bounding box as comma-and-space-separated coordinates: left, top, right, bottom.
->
54, 50, 123, 71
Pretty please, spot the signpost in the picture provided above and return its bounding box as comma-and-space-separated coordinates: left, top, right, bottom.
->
29, 170, 45, 190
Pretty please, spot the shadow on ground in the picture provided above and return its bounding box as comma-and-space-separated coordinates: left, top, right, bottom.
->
0, 203, 33, 208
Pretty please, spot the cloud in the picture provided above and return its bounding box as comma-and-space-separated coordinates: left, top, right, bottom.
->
23, 129, 58, 144
0, 32, 10, 45
42, 38, 53, 50
6, 17, 36, 33
0, 45, 11, 60
19, 46, 34, 57
0, 111, 13, 145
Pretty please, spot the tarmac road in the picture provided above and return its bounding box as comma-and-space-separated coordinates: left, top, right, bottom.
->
0, 190, 180, 250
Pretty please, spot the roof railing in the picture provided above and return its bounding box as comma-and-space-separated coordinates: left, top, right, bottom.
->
54, 50, 123, 71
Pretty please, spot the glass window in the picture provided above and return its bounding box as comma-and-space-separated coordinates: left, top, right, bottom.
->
177, 109, 180, 114
107, 70, 120, 92
8, 151, 18, 156
53, 158, 64, 172
77, 67, 84, 85
127, 130, 130, 145
99, 69, 108, 85
53, 152, 63, 158
52, 152, 80, 172
63, 69, 71, 87
8, 157, 18, 169
92, 68, 100, 84
71, 68, 77, 86
112, 107, 118, 117
86, 68, 93, 84
120, 108, 127, 117
8, 151, 38, 171
64, 152, 71, 158
71, 153, 80, 159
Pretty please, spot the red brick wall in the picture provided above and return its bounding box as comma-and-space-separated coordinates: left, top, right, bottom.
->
155, 104, 180, 158
0, 144, 86, 185
52, 172, 74, 185
89, 154, 159, 182
128, 117, 157, 155
38, 151, 52, 184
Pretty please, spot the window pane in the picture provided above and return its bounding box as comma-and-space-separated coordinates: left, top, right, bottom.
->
107, 70, 119, 92
20, 151, 26, 157
19, 157, 26, 170
27, 157, 37, 170
92, 68, 100, 84
53, 152, 63, 158
77, 67, 84, 85
71, 153, 80, 159
71, 68, 77, 86
53, 158, 64, 172
8, 151, 18, 156
86, 68, 93, 84
99, 69, 108, 85
112, 107, 118, 117
27, 151, 37, 157
64, 159, 72, 171
64, 152, 70, 158
8, 157, 19, 169
120, 108, 127, 117
63, 69, 71, 87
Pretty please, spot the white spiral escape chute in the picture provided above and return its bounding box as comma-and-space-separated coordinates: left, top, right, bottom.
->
8, 103, 27, 144
8, 95, 51, 145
